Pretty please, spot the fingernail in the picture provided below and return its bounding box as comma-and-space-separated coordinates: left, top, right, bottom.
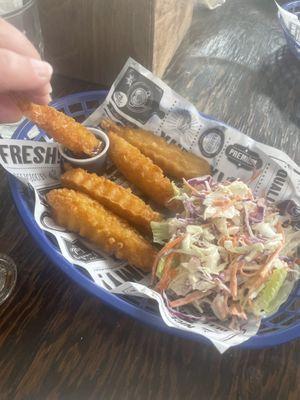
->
45, 82, 53, 94
30, 59, 53, 80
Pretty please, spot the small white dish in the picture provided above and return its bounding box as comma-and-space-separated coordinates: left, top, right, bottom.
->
58, 127, 110, 173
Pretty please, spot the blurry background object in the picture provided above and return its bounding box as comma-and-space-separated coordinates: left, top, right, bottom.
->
0, 0, 44, 56
37, 0, 194, 86
195, 0, 226, 10
0, 0, 23, 14
0, 0, 44, 138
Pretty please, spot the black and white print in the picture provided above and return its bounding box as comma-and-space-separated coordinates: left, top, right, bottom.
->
111, 67, 165, 124
225, 144, 263, 171
198, 127, 225, 158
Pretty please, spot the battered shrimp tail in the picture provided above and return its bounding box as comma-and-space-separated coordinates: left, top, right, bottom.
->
107, 131, 176, 209
101, 119, 211, 179
61, 168, 162, 234
47, 189, 157, 271
17, 99, 101, 157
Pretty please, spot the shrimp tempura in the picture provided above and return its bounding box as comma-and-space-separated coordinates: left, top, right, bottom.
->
101, 119, 211, 179
18, 101, 101, 157
47, 188, 157, 271
107, 131, 176, 210
61, 168, 161, 234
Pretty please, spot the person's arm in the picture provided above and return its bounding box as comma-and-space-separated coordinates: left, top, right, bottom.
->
0, 18, 53, 123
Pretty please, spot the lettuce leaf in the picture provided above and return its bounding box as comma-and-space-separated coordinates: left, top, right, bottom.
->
250, 268, 288, 316
151, 221, 172, 245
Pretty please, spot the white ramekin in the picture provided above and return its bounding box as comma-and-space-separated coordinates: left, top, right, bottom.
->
58, 127, 110, 173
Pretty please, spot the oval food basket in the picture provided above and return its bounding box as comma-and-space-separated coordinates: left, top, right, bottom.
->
9, 90, 300, 349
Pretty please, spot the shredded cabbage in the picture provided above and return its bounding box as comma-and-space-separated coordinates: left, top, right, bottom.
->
253, 222, 278, 238
151, 177, 300, 329
224, 241, 264, 255
151, 221, 171, 245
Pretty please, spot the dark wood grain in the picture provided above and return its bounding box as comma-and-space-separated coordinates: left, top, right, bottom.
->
37, 0, 193, 85
0, 0, 299, 399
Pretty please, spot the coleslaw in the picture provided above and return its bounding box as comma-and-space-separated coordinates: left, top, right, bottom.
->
151, 176, 300, 329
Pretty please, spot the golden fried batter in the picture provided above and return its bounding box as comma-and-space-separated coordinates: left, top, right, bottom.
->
47, 189, 157, 271
61, 168, 161, 233
18, 101, 101, 157
101, 119, 211, 179
107, 131, 175, 209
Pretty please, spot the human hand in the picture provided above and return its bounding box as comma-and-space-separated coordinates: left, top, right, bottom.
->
0, 18, 53, 123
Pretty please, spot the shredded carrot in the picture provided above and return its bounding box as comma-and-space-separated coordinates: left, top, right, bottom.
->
152, 236, 184, 281
182, 179, 202, 196
240, 268, 257, 277
169, 290, 210, 308
246, 169, 262, 186
230, 304, 247, 320
218, 235, 238, 248
230, 261, 238, 300
245, 245, 284, 298
259, 243, 284, 279
247, 298, 253, 308
213, 199, 231, 207
200, 223, 211, 229
276, 222, 285, 242
218, 236, 228, 247
155, 253, 176, 292
246, 272, 272, 298
232, 235, 239, 247
242, 255, 279, 300
243, 224, 285, 298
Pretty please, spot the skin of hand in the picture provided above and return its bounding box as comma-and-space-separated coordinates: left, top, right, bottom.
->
0, 18, 53, 123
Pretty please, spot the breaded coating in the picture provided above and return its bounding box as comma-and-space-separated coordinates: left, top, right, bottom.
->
46, 189, 157, 271
18, 101, 101, 157
107, 131, 175, 209
61, 168, 161, 233
101, 119, 211, 179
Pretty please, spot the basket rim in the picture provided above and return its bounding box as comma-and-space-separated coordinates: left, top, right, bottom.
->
8, 89, 300, 350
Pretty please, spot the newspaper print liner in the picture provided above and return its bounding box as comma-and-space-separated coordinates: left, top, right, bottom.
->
275, 1, 300, 46
0, 58, 299, 353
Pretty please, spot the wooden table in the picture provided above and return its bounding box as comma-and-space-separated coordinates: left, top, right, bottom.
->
0, 0, 299, 399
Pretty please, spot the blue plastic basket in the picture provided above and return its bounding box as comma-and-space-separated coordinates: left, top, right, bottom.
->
278, 1, 300, 59
9, 90, 300, 349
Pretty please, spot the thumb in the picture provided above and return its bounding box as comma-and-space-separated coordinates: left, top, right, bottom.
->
0, 48, 53, 92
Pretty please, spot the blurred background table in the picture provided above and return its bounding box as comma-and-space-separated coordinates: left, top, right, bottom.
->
0, 0, 299, 399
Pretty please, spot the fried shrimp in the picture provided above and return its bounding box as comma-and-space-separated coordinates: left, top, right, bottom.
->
61, 168, 161, 233
107, 131, 176, 209
47, 189, 157, 271
101, 119, 211, 179
18, 100, 101, 157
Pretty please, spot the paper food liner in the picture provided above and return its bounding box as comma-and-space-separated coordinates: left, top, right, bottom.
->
1, 58, 299, 353
276, 1, 300, 45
